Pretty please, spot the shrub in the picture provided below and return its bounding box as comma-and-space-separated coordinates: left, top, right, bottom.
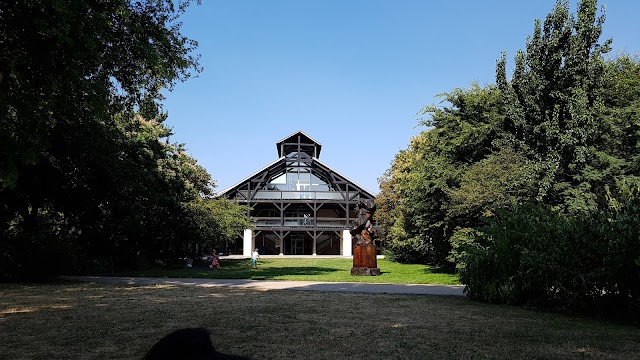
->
385, 236, 429, 264
447, 227, 482, 271
460, 196, 640, 319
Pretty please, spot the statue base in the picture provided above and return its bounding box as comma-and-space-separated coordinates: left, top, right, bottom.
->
351, 243, 380, 276
351, 267, 381, 276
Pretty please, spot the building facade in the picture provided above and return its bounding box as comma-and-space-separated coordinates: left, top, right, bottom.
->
219, 131, 376, 256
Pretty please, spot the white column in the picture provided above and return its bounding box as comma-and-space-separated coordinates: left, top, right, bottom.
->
342, 230, 352, 257
312, 236, 317, 256
243, 229, 252, 257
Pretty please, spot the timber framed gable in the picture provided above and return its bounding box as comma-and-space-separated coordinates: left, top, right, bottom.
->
219, 131, 375, 256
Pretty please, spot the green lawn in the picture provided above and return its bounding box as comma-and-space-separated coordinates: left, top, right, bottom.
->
116, 258, 461, 285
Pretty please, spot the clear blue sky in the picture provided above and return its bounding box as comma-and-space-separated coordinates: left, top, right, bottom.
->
161, 0, 640, 194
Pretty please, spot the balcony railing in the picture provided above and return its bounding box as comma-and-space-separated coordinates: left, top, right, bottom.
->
252, 217, 348, 228
238, 190, 345, 200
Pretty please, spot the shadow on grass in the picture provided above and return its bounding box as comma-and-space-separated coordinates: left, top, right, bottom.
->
120, 265, 341, 280
421, 266, 456, 275
246, 266, 340, 276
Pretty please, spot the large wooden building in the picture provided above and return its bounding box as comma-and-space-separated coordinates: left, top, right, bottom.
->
219, 131, 376, 256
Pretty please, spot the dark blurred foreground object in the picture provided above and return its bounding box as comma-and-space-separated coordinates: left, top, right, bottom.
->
143, 328, 250, 360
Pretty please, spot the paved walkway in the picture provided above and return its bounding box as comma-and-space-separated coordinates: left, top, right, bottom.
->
65, 276, 466, 296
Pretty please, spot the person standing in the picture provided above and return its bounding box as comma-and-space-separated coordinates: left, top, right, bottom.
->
250, 248, 260, 269
211, 250, 220, 270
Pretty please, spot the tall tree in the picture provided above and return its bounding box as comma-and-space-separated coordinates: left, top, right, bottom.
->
600, 55, 640, 184
377, 84, 508, 264
1, 0, 200, 191
377, 0, 640, 266
0, 1, 245, 279
496, 0, 612, 212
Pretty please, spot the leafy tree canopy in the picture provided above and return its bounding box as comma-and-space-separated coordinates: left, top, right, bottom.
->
0, 0, 250, 280
377, 0, 640, 266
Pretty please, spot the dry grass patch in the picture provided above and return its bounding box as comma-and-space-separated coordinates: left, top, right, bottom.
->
0, 282, 638, 359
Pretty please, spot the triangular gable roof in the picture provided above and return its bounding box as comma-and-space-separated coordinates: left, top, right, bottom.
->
217, 156, 376, 199
275, 130, 322, 158
216, 156, 285, 197
312, 157, 376, 198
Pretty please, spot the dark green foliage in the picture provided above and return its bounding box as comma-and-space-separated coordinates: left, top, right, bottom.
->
460, 185, 640, 319
179, 198, 252, 259
0, 209, 80, 281
383, 236, 429, 264
460, 205, 590, 305
378, 0, 638, 257
377, 0, 640, 318
0, 1, 249, 281
377, 84, 510, 265
495, 0, 614, 212
457, 1, 640, 318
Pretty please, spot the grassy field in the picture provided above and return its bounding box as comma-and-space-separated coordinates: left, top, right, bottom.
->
1, 282, 639, 359
117, 258, 461, 285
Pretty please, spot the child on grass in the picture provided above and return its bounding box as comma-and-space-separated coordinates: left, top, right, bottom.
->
250, 248, 259, 269
210, 250, 220, 270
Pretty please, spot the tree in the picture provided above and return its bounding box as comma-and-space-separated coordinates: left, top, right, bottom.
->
1, 0, 200, 191
0, 1, 254, 280
376, 146, 428, 263
377, 0, 640, 268
181, 198, 253, 256
377, 84, 508, 264
496, 0, 612, 213
456, 2, 640, 314
600, 55, 640, 184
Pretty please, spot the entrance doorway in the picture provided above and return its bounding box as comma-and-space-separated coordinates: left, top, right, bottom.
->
291, 235, 305, 254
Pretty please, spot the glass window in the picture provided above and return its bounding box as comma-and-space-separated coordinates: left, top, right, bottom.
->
270, 173, 286, 184
286, 172, 297, 184
298, 172, 311, 184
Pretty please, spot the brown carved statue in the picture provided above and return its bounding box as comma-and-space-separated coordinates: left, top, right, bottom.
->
350, 199, 381, 276
349, 199, 379, 246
